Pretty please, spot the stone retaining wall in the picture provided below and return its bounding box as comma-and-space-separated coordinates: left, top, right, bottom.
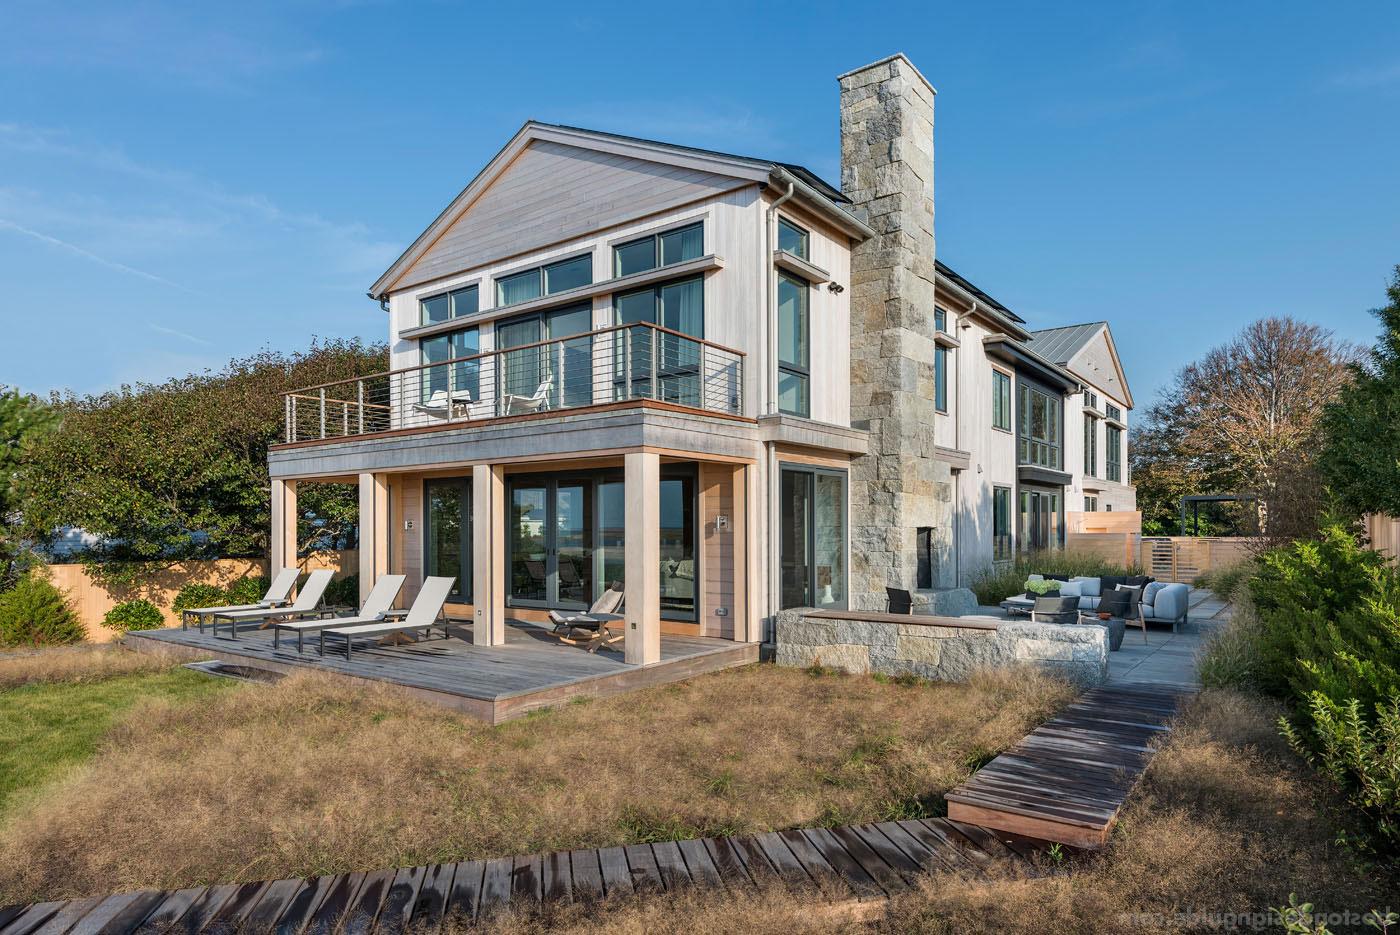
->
774, 609, 1109, 686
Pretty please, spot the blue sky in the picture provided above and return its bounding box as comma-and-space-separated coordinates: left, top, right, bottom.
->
2, 1, 1397, 407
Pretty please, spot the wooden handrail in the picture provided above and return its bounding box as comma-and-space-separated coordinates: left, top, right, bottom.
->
281, 322, 745, 397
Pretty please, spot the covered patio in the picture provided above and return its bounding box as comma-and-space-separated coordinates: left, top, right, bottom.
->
125, 618, 757, 724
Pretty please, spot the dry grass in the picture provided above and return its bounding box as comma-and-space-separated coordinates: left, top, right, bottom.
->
0, 642, 188, 690
473, 689, 1398, 934
0, 662, 1072, 904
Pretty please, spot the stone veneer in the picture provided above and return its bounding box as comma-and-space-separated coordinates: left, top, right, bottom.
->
840, 54, 957, 607
775, 609, 1109, 687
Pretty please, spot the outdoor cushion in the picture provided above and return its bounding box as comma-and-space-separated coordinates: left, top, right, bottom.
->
1098, 588, 1137, 618
1042, 573, 1071, 582
1070, 576, 1101, 597
1126, 575, 1153, 588
1058, 580, 1083, 598
1100, 575, 1128, 592
1142, 581, 1168, 607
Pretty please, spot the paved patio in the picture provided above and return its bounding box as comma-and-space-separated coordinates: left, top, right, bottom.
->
1107, 588, 1228, 690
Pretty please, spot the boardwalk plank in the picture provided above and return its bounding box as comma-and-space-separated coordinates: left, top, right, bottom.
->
302, 873, 365, 935
596, 847, 633, 898
727, 836, 776, 883
752, 832, 810, 885
777, 829, 850, 896
443, 862, 484, 925
410, 863, 455, 932
799, 828, 885, 899
541, 851, 571, 904
510, 856, 542, 905
71, 890, 164, 935
623, 845, 663, 892
152, 884, 236, 935
341, 869, 394, 935
376, 866, 425, 934
701, 838, 753, 890
476, 859, 513, 919
0, 907, 27, 933
831, 825, 910, 891
566, 851, 604, 903
241, 878, 304, 933
871, 821, 958, 874
0, 902, 64, 935
675, 839, 722, 889
649, 842, 691, 891
29, 896, 102, 935
274, 877, 336, 935
204, 881, 271, 935
850, 824, 922, 878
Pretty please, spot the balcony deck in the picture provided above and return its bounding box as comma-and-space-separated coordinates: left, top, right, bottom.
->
124, 620, 757, 724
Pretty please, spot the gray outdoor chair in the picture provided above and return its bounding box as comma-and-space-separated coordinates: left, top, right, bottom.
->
1030, 596, 1081, 625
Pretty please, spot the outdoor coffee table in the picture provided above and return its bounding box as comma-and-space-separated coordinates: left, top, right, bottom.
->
999, 595, 1034, 616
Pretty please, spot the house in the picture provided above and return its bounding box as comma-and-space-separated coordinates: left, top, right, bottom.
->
268, 53, 1135, 656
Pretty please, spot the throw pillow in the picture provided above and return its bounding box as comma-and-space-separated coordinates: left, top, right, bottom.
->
1126, 575, 1152, 588
1043, 573, 1071, 582
1070, 576, 1101, 597
1097, 589, 1131, 617
1143, 581, 1167, 607
1100, 575, 1128, 593
1058, 580, 1083, 598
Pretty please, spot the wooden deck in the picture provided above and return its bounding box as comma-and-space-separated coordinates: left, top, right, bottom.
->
0, 818, 1045, 934
944, 683, 1193, 849
123, 621, 757, 724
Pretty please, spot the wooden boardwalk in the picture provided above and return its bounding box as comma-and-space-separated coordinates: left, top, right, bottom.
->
0, 819, 1044, 934
944, 683, 1192, 848
124, 622, 757, 723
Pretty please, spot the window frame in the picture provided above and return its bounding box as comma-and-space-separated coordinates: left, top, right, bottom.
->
776, 269, 811, 418
992, 369, 1012, 431
1106, 402, 1123, 422
777, 217, 809, 260
1084, 413, 1098, 477
612, 221, 704, 278
419, 324, 481, 404
419, 283, 480, 326
1084, 495, 1099, 512
1106, 424, 1123, 482
494, 252, 594, 308
1017, 380, 1063, 469
778, 462, 849, 613
992, 485, 1013, 562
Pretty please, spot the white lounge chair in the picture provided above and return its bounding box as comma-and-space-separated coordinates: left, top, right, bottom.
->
319, 576, 456, 661
210, 569, 335, 640
548, 584, 625, 653
504, 380, 552, 415
412, 389, 474, 419
272, 574, 406, 652
181, 568, 299, 632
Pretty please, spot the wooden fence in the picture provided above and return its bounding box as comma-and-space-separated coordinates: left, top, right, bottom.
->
1064, 512, 1258, 583
47, 552, 358, 641
1365, 513, 1400, 564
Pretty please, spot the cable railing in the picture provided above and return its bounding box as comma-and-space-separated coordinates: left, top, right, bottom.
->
282, 322, 745, 443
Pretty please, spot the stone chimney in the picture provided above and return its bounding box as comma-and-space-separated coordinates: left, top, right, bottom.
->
840, 53, 955, 608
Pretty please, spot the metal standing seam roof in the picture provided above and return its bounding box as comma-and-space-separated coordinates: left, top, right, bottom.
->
1023, 321, 1108, 366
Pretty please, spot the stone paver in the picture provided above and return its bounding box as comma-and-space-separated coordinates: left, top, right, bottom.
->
1108, 588, 1230, 690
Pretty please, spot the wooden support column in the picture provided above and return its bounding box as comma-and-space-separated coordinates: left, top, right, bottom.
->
358, 473, 390, 605
624, 451, 661, 665
270, 478, 298, 574
472, 464, 507, 646
732, 463, 757, 643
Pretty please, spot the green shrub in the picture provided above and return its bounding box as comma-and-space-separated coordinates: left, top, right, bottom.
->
1194, 559, 1256, 601
171, 583, 228, 613
325, 573, 360, 607
0, 576, 85, 647
1198, 593, 1266, 691
101, 599, 165, 634
225, 576, 269, 605
968, 551, 1141, 606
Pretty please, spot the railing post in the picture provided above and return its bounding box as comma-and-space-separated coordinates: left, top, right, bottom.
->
284, 395, 291, 443
556, 339, 566, 410
342, 398, 349, 435
623, 328, 633, 400
650, 326, 659, 400
319, 388, 327, 439
291, 396, 298, 443
357, 381, 365, 434
698, 343, 707, 411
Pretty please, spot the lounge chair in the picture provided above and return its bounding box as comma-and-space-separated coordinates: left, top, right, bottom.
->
412, 389, 474, 419
210, 569, 335, 639
548, 583, 625, 653
272, 574, 406, 652
1030, 596, 1081, 626
319, 576, 456, 661
181, 568, 299, 632
504, 380, 552, 415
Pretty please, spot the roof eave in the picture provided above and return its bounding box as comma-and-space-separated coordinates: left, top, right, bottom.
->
769, 167, 875, 242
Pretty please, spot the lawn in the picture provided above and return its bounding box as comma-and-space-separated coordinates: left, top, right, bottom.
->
0, 653, 1073, 905
0, 663, 232, 820
469, 689, 1400, 934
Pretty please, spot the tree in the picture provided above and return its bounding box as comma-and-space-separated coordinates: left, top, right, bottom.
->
1130, 317, 1357, 539
16, 338, 386, 584
0, 387, 57, 589
1319, 266, 1400, 518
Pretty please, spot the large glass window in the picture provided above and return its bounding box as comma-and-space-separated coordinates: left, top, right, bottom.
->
779, 465, 847, 610
1106, 425, 1122, 482
613, 222, 703, 277
420, 284, 478, 325
615, 276, 704, 406
1018, 485, 1062, 553
1085, 495, 1099, 512
1084, 414, 1098, 477
993, 486, 1012, 561
659, 474, 697, 619
992, 370, 1012, 430
420, 326, 480, 404
496, 254, 593, 307
497, 303, 592, 410
1106, 402, 1122, 422
777, 271, 810, 417
934, 345, 948, 412
424, 478, 471, 600
1018, 383, 1062, 469
777, 217, 809, 259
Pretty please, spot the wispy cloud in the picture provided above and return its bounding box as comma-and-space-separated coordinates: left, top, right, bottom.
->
0, 217, 193, 291
147, 322, 213, 346
1330, 61, 1400, 89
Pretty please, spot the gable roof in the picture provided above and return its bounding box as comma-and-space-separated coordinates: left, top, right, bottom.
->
1025, 321, 1134, 408
369, 121, 867, 299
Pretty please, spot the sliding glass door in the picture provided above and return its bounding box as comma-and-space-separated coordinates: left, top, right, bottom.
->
497, 303, 593, 412
778, 464, 848, 610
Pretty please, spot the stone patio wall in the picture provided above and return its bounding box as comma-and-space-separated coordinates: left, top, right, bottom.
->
774, 609, 1109, 686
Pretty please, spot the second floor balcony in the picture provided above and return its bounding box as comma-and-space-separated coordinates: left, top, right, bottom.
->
281, 322, 745, 445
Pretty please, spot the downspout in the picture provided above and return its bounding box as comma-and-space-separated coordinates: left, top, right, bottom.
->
765, 181, 796, 416
953, 300, 977, 588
